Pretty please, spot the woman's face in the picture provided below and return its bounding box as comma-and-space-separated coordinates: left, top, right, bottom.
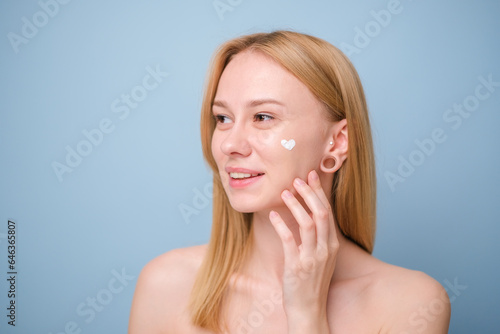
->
211, 50, 332, 213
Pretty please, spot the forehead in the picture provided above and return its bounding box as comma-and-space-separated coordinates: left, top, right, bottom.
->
214, 50, 323, 113
219, 50, 290, 91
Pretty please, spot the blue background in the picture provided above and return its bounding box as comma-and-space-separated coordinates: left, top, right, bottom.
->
1, 0, 499, 333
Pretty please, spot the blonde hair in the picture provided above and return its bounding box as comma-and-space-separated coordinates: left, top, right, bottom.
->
189, 30, 376, 332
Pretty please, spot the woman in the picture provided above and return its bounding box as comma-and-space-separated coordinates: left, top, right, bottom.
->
129, 30, 451, 333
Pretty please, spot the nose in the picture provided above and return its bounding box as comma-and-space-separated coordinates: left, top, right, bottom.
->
220, 123, 252, 157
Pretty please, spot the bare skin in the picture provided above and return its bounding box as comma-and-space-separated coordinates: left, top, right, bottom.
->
129, 50, 451, 333
129, 241, 450, 333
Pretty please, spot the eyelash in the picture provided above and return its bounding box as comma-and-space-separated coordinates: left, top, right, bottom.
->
213, 115, 229, 123
253, 114, 274, 122
213, 113, 275, 123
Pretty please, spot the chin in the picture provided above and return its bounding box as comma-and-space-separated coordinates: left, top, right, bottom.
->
227, 195, 282, 214
227, 198, 258, 213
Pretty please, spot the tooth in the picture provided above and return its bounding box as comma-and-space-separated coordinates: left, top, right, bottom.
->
230, 172, 255, 179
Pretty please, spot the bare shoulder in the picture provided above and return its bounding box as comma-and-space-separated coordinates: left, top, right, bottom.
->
142, 244, 208, 279
128, 244, 208, 334
367, 258, 451, 333
136, 244, 207, 297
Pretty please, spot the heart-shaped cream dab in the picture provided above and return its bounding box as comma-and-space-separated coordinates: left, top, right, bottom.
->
281, 139, 296, 150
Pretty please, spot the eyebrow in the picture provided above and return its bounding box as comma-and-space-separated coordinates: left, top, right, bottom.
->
212, 98, 285, 109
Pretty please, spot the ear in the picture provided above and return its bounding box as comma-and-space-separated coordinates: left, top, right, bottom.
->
320, 118, 348, 174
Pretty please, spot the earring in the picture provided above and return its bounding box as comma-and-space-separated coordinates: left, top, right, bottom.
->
320, 156, 337, 171
329, 141, 333, 145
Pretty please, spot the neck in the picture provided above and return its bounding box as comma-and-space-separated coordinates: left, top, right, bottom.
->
240, 206, 354, 290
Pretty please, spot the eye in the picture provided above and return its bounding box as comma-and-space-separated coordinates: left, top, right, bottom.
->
254, 113, 274, 122
213, 114, 232, 124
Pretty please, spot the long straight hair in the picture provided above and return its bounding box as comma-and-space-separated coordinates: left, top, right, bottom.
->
188, 30, 376, 332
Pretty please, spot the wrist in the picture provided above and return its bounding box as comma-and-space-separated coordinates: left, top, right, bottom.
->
287, 311, 330, 334
288, 322, 330, 334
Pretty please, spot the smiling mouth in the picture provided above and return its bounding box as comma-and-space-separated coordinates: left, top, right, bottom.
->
229, 172, 265, 179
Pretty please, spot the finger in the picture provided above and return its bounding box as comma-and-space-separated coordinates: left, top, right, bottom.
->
269, 210, 299, 263
293, 175, 332, 252
308, 170, 338, 251
281, 188, 316, 256
308, 170, 332, 212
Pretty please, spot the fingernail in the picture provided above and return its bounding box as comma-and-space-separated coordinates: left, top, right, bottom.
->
294, 178, 305, 186
282, 190, 293, 198
270, 210, 278, 218
311, 170, 319, 180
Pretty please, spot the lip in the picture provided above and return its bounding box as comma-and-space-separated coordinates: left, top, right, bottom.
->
225, 167, 264, 174
225, 166, 265, 189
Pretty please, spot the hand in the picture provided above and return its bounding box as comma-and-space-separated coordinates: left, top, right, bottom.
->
269, 169, 338, 333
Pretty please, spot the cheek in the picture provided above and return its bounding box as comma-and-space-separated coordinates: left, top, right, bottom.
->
251, 128, 302, 168
252, 128, 312, 156
250, 129, 289, 161
252, 128, 277, 147
211, 135, 224, 166
251, 123, 299, 151
262, 131, 324, 175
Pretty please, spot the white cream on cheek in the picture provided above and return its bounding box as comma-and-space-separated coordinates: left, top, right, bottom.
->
250, 128, 298, 153
280, 139, 295, 150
